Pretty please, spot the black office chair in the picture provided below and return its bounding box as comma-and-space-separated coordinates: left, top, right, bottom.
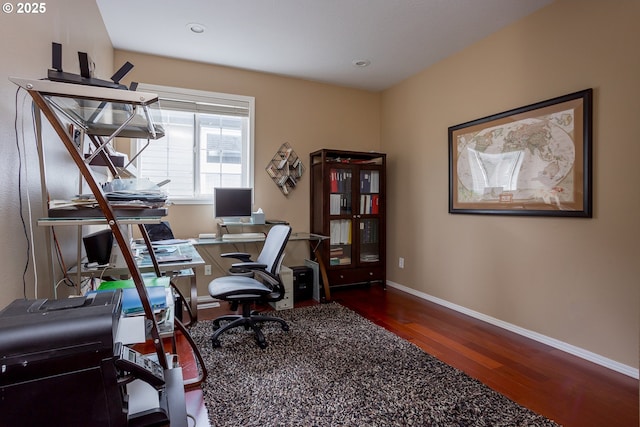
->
207, 224, 291, 349
144, 221, 175, 242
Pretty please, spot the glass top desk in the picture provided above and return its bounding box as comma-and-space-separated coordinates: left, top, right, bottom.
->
69, 241, 204, 322
193, 232, 332, 302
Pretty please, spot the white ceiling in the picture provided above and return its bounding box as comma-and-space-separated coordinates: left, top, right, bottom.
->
96, 0, 553, 92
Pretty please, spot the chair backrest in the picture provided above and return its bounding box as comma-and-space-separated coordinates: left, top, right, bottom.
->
144, 221, 175, 241
256, 225, 292, 275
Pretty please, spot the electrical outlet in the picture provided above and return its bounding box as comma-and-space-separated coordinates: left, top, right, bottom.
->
399, 257, 405, 269
204, 265, 212, 275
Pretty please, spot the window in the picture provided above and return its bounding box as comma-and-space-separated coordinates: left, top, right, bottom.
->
135, 84, 254, 203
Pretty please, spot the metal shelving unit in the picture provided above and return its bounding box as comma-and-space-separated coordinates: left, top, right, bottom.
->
11, 77, 189, 426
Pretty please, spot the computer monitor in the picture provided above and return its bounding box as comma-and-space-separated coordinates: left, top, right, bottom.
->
214, 187, 253, 223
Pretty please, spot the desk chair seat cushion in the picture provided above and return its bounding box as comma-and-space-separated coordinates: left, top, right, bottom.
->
208, 275, 274, 300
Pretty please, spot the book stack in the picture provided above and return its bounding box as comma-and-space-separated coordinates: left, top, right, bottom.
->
359, 194, 380, 214
330, 219, 352, 245
359, 170, 380, 193
329, 169, 353, 193
330, 247, 344, 257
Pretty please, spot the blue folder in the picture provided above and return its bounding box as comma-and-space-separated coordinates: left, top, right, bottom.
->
89, 277, 169, 314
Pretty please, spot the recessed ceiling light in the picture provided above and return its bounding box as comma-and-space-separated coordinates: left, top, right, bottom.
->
187, 23, 206, 34
352, 59, 371, 68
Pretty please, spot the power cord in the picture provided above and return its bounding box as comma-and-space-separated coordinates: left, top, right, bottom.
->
14, 87, 31, 299
25, 99, 39, 298
50, 223, 76, 289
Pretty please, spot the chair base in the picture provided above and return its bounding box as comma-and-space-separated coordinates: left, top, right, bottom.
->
211, 304, 289, 349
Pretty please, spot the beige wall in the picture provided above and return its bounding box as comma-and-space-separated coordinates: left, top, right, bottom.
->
382, 0, 639, 369
0, 0, 113, 307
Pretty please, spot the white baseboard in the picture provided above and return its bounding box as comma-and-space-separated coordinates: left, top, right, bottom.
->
196, 295, 220, 309
386, 281, 639, 379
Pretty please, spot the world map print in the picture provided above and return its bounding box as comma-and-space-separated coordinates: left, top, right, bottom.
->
456, 109, 575, 208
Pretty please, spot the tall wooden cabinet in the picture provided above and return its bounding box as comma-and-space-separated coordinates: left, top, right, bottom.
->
310, 149, 386, 289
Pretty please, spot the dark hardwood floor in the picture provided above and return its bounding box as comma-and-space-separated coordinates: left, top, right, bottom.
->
181, 285, 638, 427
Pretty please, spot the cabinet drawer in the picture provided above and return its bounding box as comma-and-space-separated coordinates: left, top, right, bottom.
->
328, 266, 384, 286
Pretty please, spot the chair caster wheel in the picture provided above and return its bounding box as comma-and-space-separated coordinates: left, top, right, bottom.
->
257, 340, 268, 349
212, 322, 220, 331
211, 338, 221, 348
282, 324, 289, 331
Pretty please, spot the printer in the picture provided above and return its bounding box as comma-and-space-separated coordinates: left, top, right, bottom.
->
0, 290, 183, 427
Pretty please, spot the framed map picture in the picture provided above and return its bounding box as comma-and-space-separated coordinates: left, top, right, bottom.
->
448, 89, 593, 217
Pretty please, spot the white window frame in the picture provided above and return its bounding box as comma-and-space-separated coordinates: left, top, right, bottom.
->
136, 83, 255, 204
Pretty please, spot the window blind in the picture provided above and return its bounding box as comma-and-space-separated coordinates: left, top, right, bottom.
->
138, 84, 250, 117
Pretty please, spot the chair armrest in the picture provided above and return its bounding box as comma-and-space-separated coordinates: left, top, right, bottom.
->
253, 269, 280, 287
231, 262, 268, 270
220, 252, 252, 262
253, 269, 286, 301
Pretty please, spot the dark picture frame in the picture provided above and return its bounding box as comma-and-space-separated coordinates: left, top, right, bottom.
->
448, 89, 593, 217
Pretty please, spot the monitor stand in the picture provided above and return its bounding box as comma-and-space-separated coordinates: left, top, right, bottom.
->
217, 218, 256, 238
218, 217, 245, 225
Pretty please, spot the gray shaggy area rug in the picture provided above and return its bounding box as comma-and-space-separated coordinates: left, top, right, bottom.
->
188, 303, 560, 427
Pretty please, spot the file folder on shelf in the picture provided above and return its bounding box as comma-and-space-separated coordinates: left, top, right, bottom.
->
91, 277, 169, 314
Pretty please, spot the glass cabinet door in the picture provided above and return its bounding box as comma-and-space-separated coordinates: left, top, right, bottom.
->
357, 168, 381, 265
329, 167, 353, 266
329, 219, 352, 266
359, 218, 380, 263
329, 168, 353, 265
